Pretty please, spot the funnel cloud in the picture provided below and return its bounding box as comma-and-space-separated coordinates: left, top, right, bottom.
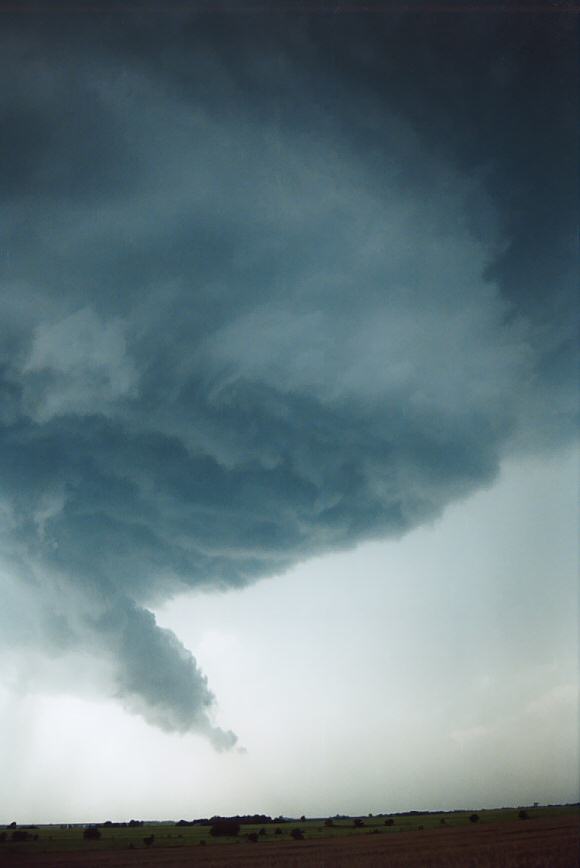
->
0, 2, 576, 747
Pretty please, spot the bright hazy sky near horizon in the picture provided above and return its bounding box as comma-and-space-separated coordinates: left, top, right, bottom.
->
0, 0, 578, 824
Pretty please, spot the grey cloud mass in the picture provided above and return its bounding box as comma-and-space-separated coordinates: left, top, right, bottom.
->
0, 2, 577, 746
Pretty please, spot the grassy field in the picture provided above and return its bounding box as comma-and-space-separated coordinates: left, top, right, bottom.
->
0, 812, 578, 867
0, 805, 578, 861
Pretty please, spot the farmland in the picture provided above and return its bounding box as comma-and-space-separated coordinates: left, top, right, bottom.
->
1, 806, 578, 867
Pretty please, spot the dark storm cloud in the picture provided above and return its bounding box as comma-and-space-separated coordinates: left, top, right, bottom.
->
0, 2, 576, 745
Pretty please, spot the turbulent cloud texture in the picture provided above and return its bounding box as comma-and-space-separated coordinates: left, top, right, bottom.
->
0, 3, 576, 745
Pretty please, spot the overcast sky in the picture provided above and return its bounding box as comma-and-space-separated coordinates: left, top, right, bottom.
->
0, 1, 577, 823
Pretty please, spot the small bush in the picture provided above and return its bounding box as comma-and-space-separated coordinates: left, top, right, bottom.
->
291, 828, 304, 840
518, 810, 529, 820
11, 831, 30, 843
384, 818, 394, 826
353, 818, 365, 828
324, 818, 334, 827
469, 814, 479, 824
83, 828, 101, 840
246, 832, 259, 843
275, 827, 282, 835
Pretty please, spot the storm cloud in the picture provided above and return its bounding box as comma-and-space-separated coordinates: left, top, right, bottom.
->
0, 2, 576, 746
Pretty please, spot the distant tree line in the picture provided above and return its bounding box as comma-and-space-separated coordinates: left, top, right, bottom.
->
176, 814, 278, 828
94, 820, 144, 829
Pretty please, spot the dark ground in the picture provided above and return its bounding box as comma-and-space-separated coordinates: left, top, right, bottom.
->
1, 814, 578, 868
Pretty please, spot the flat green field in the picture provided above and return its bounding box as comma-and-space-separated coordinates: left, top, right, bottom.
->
2, 805, 577, 855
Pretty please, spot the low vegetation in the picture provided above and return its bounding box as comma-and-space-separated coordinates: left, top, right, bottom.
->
0, 804, 577, 865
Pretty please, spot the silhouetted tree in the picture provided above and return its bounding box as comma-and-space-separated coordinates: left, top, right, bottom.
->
210, 820, 240, 837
